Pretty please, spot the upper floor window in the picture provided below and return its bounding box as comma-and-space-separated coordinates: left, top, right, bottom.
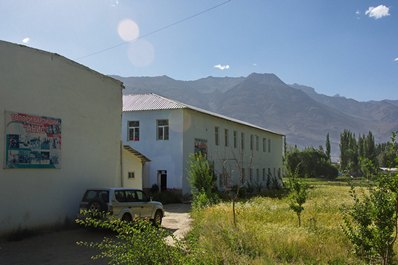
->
255, 135, 259, 151
128, 121, 140, 141
241, 132, 245, 150
224, 129, 229, 147
157, 119, 169, 140
233, 131, 237, 148
263, 138, 266, 152
215, 127, 219, 146
268, 139, 271, 152
250, 135, 254, 150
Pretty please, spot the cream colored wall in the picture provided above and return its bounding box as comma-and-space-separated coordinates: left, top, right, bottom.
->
182, 109, 284, 192
0, 41, 122, 236
122, 149, 143, 189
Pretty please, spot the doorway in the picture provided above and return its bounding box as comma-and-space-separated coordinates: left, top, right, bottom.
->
158, 170, 167, 191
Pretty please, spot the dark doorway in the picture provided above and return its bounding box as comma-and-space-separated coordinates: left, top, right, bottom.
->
158, 170, 167, 191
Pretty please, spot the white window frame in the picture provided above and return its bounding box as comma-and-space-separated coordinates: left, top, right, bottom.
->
157, 119, 169, 140
128, 121, 140, 141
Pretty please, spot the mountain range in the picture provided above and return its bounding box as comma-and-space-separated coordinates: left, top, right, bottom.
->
112, 73, 398, 160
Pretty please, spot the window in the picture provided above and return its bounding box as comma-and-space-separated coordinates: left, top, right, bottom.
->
256, 135, 259, 151
268, 139, 271, 152
233, 131, 237, 148
262, 168, 266, 181
157, 120, 169, 140
241, 168, 245, 184
268, 168, 271, 176
128, 171, 135, 179
224, 129, 229, 147
215, 127, 219, 145
250, 135, 254, 150
128, 121, 140, 141
249, 168, 253, 182
263, 138, 266, 152
241, 132, 245, 149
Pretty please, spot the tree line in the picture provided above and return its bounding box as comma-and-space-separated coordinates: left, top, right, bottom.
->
340, 129, 398, 177
286, 130, 398, 179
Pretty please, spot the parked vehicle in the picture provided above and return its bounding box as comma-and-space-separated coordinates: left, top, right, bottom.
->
79, 188, 164, 226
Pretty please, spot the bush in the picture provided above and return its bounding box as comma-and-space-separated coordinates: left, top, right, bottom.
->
76, 210, 187, 264
151, 189, 182, 204
192, 189, 219, 210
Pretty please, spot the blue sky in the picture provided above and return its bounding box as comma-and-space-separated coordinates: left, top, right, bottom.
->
1, 0, 397, 101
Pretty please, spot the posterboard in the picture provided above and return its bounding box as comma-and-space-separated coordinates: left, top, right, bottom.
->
4, 111, 62, 169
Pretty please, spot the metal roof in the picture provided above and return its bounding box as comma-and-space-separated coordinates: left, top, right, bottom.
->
123, 93, 186, 111
123, 145, 150, 163
123, 93, 284, 136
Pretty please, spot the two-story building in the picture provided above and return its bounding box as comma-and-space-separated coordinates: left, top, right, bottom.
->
122, 93, 285, 195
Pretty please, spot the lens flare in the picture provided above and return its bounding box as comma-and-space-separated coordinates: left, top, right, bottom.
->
127, 39, 155, 67
117, 19, 139, 42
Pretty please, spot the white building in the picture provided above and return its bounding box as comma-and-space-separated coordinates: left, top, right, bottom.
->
122, 93, 285, 195
0, 40, 124, 236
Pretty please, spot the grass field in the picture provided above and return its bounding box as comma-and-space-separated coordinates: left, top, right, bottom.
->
186, 180, 397, 264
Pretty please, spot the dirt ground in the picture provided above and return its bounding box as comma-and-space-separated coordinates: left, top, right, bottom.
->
0, 203, 191, 265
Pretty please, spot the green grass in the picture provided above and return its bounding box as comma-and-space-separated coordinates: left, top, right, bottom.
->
186, 181, 396, 264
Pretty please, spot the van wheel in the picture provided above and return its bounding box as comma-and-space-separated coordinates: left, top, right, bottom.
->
152, 210, 163, 227
121, 213, 132, 223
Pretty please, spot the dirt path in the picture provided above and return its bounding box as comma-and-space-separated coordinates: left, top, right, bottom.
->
0, 203, 192, 265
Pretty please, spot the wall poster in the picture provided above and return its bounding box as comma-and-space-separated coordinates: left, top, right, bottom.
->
194, 138, 208, 156
4, 111, 62, 169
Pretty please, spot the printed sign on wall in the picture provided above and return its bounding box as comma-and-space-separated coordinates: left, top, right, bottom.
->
4, 111, 62, 169
194, 138, 208, 156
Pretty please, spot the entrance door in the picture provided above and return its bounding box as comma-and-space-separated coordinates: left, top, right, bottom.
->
158, 170, 167, 191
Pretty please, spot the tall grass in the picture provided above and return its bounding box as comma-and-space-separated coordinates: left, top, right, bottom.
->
187, 182, 391, 264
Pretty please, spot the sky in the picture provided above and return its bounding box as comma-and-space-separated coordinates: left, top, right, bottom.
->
1, 0, 397, 101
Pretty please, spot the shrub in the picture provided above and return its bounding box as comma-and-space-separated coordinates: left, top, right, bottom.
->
76, 210, 187, 264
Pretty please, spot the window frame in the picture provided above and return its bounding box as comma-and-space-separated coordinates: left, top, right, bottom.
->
157, 119, 169, 140
128, 121, 140, 141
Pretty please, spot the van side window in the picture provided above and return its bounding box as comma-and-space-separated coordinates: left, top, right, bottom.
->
115, 191, 126, 202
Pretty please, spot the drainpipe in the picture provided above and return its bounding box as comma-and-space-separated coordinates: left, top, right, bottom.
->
120, 141, 124, 187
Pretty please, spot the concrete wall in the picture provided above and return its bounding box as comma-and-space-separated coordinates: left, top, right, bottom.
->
182, 109, 284, 192
0, 41, 123, 236
122, 148, 143, 189
122, 109, 184, 191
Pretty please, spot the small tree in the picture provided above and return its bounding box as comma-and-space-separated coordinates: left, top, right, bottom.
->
288, 166, 309, 227
187, 152, 217, 209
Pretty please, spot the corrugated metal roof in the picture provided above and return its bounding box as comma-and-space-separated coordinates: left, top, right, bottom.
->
123, 93, 284, 136
123, 93, 187, 111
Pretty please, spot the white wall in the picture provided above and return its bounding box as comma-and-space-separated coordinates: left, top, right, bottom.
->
0, 41, 123, 236
123, 106, 283, 195
122, 148, 143, 189
122, 109, 184, 191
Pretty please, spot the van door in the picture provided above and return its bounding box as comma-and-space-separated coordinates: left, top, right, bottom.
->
135, 190, 153, 218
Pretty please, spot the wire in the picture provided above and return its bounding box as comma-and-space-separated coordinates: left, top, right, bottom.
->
76, 0, 231, 60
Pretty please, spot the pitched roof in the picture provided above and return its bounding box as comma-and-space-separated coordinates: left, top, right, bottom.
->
123, 93, 284, 136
